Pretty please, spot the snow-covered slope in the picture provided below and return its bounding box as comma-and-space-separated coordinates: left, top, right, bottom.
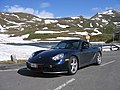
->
0, 10, 120, 41
91, 9, 120, 26
0, 44, 48, 61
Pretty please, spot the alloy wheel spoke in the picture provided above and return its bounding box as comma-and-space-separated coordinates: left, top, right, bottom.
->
70, 58, 78, 73
97, 54, 101, 64
71, 62, 74, 66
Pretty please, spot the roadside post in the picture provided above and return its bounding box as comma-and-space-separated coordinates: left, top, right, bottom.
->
10, 54, 17, 63
86, 34, 90, 42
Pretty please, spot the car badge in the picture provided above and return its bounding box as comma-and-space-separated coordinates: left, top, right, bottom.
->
39, 56, 41, 59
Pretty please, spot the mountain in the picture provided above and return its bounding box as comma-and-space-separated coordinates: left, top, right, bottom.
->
91, 10, 120, 33
0, 9, 120, 42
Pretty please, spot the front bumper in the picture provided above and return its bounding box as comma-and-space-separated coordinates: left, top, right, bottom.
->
26, 61, 68, 73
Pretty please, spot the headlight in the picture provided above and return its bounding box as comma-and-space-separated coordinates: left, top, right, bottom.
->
52, 53, 64, 61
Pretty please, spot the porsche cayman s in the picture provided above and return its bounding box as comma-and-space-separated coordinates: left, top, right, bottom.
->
26, 40, 102, 75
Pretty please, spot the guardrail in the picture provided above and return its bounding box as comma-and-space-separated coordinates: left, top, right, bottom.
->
91, 42, 120, 51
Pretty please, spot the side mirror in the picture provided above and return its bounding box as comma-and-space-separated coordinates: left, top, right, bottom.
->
80, 47, 83, 52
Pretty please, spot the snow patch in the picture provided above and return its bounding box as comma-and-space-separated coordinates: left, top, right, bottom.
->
42, 27, 48, 30
77, 24, 83, 28
32, 17, 42, 22
84, 28, 92, 30
90, 23, 93, 27
98, 14, 102, 17
71, 16, 80, 19
68, 32, 75, 35
0, 34, 30, 44
21, 34, 30, 38
90, 42, 105, 44
60, 30, 69, 33
96, 23, 99, 26
26, 21, 34, 23
100, 25, 103, 27
20, 28, 24, 31
103, 10, 114, 15
113, 22, 120, 26
11, 14, 20, 19
0, 44, 47, 61
4, 18, 25, 26
91, 17, 100, 21
75, 31, 88, 36
57, 37, 80, 40
80, 21, 83, 23
6, 25, 19, 29
46, 38, 57, 40
5, 13, 10, 16
31, 39, 41, 42
57, 24, 69, 28
35, 31, 61, 34
44, 20, 58, 24
1, 13, 5, 15
0, 25, 6, 32
91, 28, 102, 35
65, 20, 74, 22
102, 19, 109, 25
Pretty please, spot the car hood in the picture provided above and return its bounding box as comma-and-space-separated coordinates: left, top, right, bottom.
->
39, 49, 74, 56
28, 49, 75, 64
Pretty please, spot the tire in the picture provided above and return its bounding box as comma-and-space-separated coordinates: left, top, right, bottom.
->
96, 52, 102, 65
68, 56, 78, 75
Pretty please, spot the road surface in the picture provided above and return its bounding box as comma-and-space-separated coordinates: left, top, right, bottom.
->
0, 51, 120, 90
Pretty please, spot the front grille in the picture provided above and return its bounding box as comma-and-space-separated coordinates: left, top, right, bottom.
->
26, 61, 68, 72
26, 62, 53, 71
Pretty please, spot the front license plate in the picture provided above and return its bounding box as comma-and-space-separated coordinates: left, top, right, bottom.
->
30, 63, 37, 68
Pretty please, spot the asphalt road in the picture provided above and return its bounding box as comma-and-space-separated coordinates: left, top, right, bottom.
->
0, 51, 120, 90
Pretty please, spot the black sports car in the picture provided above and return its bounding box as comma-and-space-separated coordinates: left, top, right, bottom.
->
26, 40, 102, 75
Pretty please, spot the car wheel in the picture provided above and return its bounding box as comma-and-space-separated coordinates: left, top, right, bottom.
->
68, 56, 78, 75
96, 52, 102, 65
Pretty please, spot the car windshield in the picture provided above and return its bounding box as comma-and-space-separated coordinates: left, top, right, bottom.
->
53, 40, 80, 49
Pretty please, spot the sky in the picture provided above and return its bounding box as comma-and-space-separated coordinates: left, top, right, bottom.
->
0, 0, 120, 18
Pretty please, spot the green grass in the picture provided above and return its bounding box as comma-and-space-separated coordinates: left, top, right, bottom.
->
0, 59, 26, 64
1, 12, 120, 42
25, 32, 114, 42
90, 34, 112, 42
25, 33, 76, 40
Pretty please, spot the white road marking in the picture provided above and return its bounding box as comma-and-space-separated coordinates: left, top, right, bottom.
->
0, 66, 26, 72
100, 60, 115, 66
53, 78, 75, 90
0, 69, 19, 72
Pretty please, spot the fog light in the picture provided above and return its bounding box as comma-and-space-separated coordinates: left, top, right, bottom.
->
50, 65, 52, 68
65, 59, 70, 61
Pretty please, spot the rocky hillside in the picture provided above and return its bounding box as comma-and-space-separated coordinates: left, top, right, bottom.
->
0, 9, 120, 42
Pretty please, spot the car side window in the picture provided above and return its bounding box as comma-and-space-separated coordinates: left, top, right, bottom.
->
72, 42, 80, 49
57, 43, 66, 49
82, 42, 89, 49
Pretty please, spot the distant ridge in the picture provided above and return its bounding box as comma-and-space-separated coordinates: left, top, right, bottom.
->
0, 9, 120, 42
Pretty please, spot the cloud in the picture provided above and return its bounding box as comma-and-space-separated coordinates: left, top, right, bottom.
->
91, 7, 103, 13
38, 10, 54, 18
40, 2, 50, 8
105, 5, 120, 11
92, 6, 120, 12
105, 7, 113, 10
92, 7, 100, 11
4, 5, 54, 18
92, 7, 107, 13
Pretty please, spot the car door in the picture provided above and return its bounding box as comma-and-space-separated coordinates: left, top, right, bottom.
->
80, 41, 94, 65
